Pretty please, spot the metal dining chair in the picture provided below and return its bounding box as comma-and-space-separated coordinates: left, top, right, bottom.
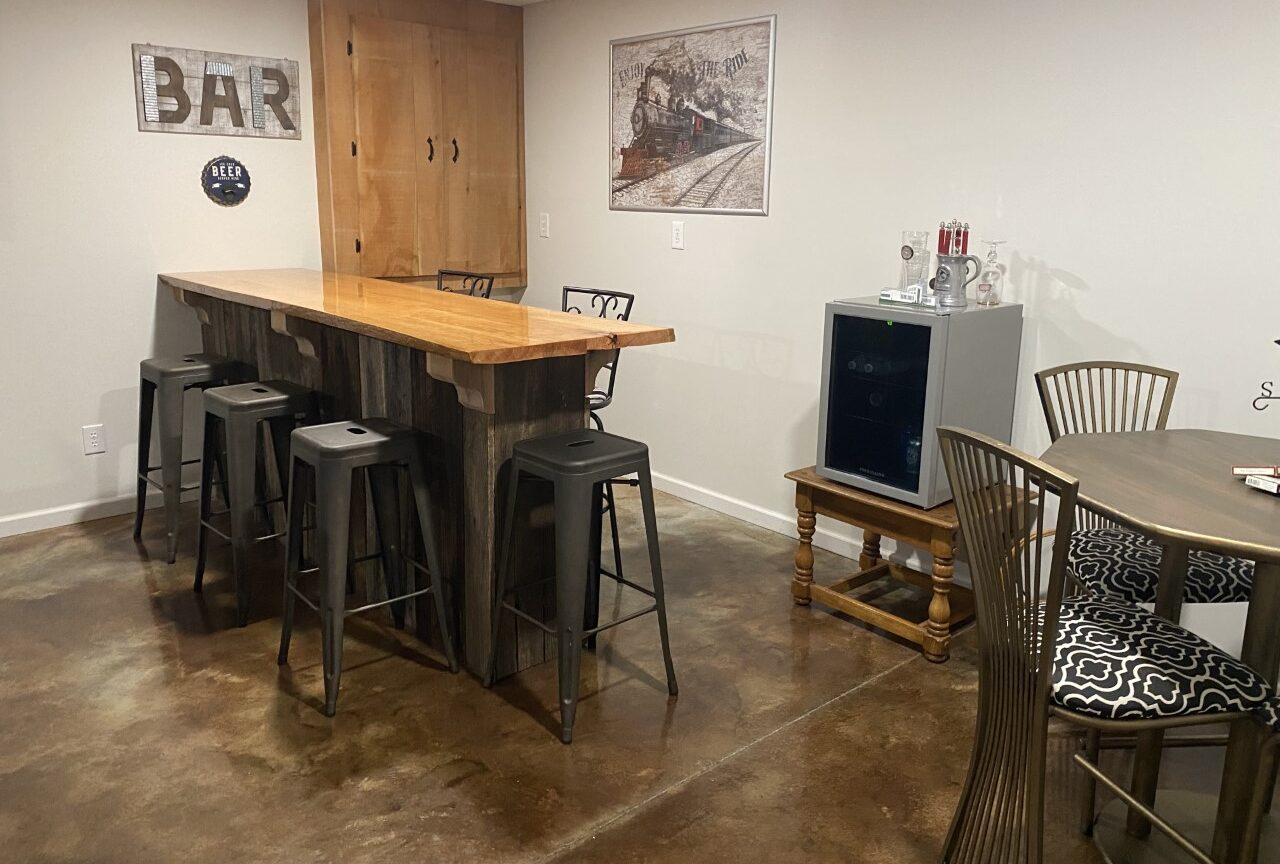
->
562, 286, 637, 647
436, 270, 495, 299
936, 426, 1279, 864
1035, 361, 1253, 605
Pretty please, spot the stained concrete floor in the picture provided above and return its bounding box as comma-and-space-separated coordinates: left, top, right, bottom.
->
0, 488, 1169, 863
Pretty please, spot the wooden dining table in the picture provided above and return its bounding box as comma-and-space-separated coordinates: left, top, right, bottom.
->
1043, 429, 1280, 864
158, 268, 675, 678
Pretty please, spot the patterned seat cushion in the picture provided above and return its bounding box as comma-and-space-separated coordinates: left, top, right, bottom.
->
1069, 528, 1253, 604
1051, 597, 1280, 730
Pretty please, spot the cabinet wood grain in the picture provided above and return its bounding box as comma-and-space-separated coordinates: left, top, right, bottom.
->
310, 0, 526, 286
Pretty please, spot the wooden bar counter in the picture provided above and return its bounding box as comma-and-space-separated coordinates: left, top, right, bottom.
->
159, 268, 674, 676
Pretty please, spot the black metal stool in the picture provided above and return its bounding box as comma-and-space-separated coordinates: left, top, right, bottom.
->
562, 286, 639, 646
193, 381, 317, 626
278, 419, 458, 716
133, 354, 251, 563
483, 428, 677, 744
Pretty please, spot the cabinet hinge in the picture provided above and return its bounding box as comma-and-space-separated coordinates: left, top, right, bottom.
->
355, 238, 362, 254
347, 40, 353, 56
351, 141, 357, 157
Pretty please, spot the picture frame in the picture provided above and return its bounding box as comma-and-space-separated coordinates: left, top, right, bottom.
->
609, 15, 776, 215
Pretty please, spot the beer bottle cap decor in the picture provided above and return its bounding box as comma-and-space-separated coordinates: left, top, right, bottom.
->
201, 155, 251, 206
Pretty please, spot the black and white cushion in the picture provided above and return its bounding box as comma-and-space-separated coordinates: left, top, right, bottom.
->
1050, 597, 1280, 731
1069, 528, 1254, 604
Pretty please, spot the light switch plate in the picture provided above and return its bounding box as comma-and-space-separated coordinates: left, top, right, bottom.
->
671, 220, 685, 250
538, 212, 550, 238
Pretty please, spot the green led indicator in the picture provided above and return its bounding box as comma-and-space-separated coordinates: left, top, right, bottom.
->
886, 320, 894, 326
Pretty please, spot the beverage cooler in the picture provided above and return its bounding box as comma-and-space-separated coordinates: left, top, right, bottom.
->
816, 298, 1024, 507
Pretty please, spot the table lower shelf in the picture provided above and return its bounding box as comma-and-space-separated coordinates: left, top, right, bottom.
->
808, 560, 975, 660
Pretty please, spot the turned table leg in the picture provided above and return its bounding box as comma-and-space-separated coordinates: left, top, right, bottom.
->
792, 492, 815, 605
859, 531, 882, 571
923, 533, 955, 662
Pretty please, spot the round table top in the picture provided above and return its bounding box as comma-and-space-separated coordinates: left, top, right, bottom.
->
1041, 429, 1280, 562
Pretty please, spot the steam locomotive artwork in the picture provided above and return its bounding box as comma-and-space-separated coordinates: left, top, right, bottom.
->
618, 69, 756, 179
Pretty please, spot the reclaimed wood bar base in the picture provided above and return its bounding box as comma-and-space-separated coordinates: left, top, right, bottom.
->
785, 466, 974, 662
158, 269, 675, 677
176, 291, 580, 677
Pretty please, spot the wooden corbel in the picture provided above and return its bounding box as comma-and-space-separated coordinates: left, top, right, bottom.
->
586, 349, 614, 390
425, 353, 495, 414
168, 283, 211, 325
269, 309, 321, 362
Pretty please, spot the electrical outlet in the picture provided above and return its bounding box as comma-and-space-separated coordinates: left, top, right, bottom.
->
82, 424, 106, 455
671, 220, 685, 250
538, 212, 550, 238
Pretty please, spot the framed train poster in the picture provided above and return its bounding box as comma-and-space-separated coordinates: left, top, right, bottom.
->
610, 16, 776, 215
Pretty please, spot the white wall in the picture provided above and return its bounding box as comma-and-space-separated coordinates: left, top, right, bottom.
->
522, 0, 1280, 561
0, 0, 320, 535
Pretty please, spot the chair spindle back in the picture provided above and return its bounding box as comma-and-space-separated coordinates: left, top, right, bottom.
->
936, 426, 1079, 864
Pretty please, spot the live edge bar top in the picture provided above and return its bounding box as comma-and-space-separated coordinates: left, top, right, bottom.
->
158, 269, 676, 364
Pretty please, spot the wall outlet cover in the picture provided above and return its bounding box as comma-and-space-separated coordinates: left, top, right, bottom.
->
81, 424, 106, 455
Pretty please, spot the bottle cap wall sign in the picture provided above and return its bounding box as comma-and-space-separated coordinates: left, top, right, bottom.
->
201, 155, 250, 206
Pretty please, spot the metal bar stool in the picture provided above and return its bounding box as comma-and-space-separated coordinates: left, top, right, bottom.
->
133, 354, 252, 563
561, 286, 638, 647
483, 428, 677, 744
193, 381, 318, 626
277, 419, 458, 716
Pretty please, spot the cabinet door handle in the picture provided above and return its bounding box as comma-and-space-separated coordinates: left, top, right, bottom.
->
427, 137, 434, 162
452, 138, 459, 163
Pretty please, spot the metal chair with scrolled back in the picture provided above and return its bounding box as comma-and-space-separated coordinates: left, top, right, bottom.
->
936, 426, 1278, 864
436, 270, 495, 299
562, 286, 635, 427
562, 286, 637, 646
1035, 361, 1253, 607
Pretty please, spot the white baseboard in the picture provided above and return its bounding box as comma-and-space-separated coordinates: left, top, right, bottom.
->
0, 489, 187, 540
648, 469, 966, 585
649, 470, 863, 560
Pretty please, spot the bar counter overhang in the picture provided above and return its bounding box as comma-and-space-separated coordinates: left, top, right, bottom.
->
158, 268, 675, 676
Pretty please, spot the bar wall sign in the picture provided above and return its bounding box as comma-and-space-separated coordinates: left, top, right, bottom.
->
132, 44, 301, 139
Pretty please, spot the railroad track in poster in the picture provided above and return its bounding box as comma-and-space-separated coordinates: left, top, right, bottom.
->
674, 142, 761, 208
610, 141, 761, 205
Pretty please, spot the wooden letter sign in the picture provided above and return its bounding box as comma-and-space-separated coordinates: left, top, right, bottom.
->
132, 44, 301, 139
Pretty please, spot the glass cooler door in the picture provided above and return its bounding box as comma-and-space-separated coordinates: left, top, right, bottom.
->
823, 314, 932, 494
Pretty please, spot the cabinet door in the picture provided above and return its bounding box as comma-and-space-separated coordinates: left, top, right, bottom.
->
440, 29, 522, 276
351, 17, 419, 277
411, 25, 445, 276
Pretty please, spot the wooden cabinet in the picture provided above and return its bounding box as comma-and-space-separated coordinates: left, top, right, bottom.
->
310, 0, 525, 285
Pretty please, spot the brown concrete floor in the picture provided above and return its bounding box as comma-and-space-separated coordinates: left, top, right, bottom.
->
0, 489, 1129, 863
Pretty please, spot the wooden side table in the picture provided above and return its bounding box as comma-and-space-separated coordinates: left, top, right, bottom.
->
786, 466, 974, 662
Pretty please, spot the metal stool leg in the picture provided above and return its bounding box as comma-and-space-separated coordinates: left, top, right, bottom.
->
553, 477, 593, 744
193, 413, 219, 593
605, 481, 625, 585
584, 482, 603, 652
316, 461, 352, 717
157, 378, 187, 563
484, 464, 523, 687
637, 464, 677, 697
278, 457, 307, 665
1081, 728, 1102, 835
266, 415, 295, 532
225, 414, 260, 627
408, 448, 458, 673
211, 418, 231, 511
367, 464, 407, 630
133, 378, 155, 540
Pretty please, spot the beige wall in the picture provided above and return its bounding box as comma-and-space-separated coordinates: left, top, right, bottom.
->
522, 0, 1280, 560
0, 0, 320, 534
